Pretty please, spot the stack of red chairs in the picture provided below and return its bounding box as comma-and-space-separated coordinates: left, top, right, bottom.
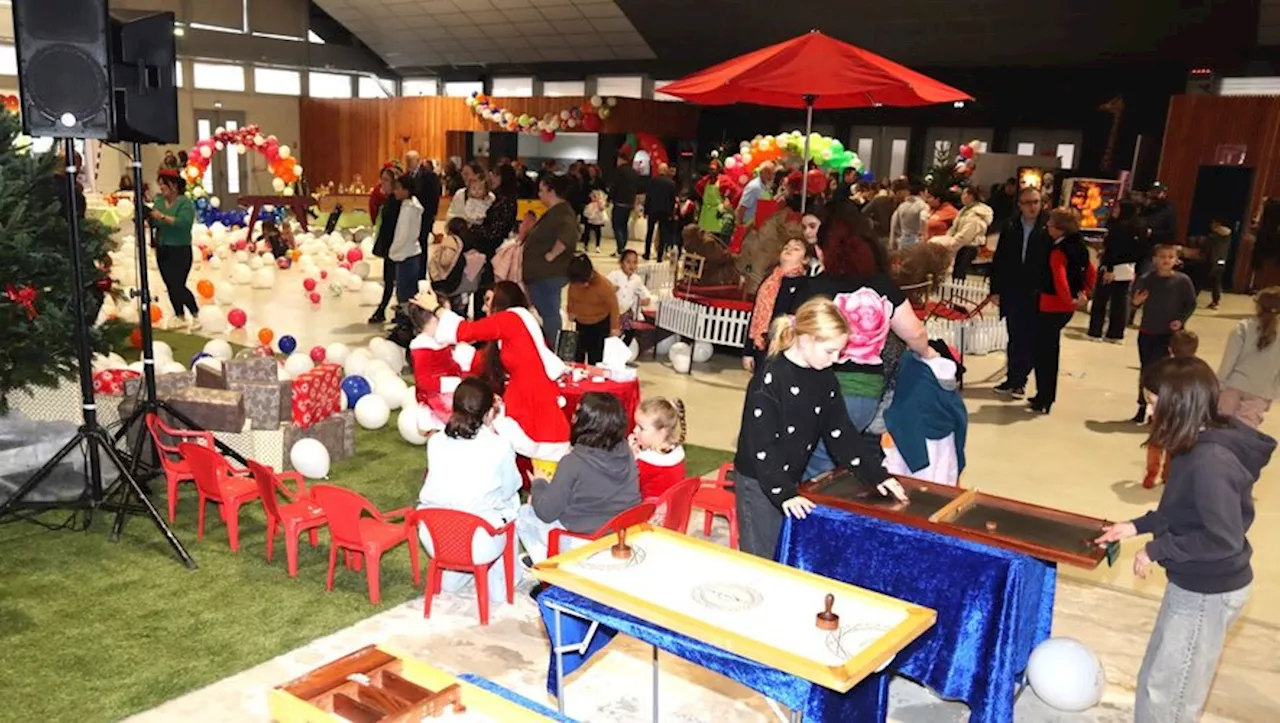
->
692, 463, 739, 549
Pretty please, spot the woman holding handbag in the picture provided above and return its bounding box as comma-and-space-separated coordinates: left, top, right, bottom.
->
1088, 199, 1144, 342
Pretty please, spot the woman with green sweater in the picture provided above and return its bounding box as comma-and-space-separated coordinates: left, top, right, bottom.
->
149, 171, 200, 330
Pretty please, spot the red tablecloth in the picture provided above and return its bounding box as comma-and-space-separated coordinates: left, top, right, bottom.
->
557, 364, 641, 432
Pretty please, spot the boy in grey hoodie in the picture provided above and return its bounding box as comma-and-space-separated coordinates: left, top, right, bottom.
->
517, 392, 641, 564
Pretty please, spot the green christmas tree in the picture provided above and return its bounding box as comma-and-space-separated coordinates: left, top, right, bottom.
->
0, 110, 125, 414
923, 143, 968, 193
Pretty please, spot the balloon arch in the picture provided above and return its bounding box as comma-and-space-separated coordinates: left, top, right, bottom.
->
181, 124, 302, 195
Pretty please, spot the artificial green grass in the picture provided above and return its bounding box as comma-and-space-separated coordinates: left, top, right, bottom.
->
0, 424, 733, 722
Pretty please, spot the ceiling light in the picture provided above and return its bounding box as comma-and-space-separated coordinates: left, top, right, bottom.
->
174, 26, 185, 37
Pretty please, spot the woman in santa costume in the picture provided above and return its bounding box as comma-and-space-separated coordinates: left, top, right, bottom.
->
420, 282, 571, 462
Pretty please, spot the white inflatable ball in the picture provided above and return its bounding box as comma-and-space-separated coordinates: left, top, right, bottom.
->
251, 268, 275, 289
325, 342, 351, 366
151, 340, 174, 364
374, 375, 407, 410
208, 256, 223, 270
397, 405, 429, 445
668, 341, 692, 374
231, 264, 252, 285
354, 394, 391, 430
197, 305, 227, 334
248, 255, 264, 270
203, 339, 234, 362
283, 353, 315, 379
1027, 638, 1105, 712
343, 348, 372, 377
360, 282, 384, 305
161, 360, 186, 375
692, 341, 714, 364
352, 261, 371, 279
655, 334, 679, 357
344, 274, 364, 292
289, 438, 331, 479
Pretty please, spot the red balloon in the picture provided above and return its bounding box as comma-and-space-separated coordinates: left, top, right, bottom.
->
582, 114, 602, 132
227, 308, 247, 328
309, 346, 326, 363
338, 262, 351, 271
303, 278, 317, 292
346, 248, 363, 263
308, 292, 321, 304
320, 270, 328, 280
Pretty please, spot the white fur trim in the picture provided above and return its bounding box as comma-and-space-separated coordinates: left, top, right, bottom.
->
924, 355, 957, 382
509, 307, 567, 382
410, 333, 447, 351
434, 309, 463, 346
492, 416, 570, 461
439, 376, 461, 395
637, 446, 686, 467
452, 343, 476, 372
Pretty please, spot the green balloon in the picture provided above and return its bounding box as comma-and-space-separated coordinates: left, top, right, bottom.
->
830, 140, 845, 154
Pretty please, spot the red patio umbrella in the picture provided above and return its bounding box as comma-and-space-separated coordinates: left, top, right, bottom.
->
658, 30, 973, 211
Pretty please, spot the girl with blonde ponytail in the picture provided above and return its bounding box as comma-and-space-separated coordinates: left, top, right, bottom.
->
1218, 286, 1280, 427
733, 297, 908, 558
631, 397, 688, 499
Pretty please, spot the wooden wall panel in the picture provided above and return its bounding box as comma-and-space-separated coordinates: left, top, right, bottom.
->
1157, 95, 1280, 246
300, 96, 699, 184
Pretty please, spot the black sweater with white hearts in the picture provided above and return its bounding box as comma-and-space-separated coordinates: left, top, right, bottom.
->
733, 354, 887, 509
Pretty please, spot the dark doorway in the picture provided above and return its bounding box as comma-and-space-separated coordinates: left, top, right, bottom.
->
1188, 165, 1254, 291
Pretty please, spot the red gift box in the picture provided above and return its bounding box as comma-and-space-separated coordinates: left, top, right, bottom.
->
92, 369, 140, 396
290, 363, 341, 428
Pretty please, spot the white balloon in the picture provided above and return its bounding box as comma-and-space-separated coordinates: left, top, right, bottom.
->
354, 395, 390, 429
196, 305, 226, 334
343, 348, 371, 377
231, 264, 252, 285
1027, 638, 1105, 712
283, 353, 315, 379
352, 261, 371, 279
210, 196, 222, 209
208, 256, 223, 270
325, 343, 351, 365
344, 274, 364, 292
340, 390, 349, 411
195, 355, 222, 373
160, 360, 187, 375
375, 375, 407, 410
107, 352, 127, 370
397, 405, 429, 445
362, 358, 391, 380
151, 341, 174, 364
251, 268, 275, 289
279, 144, 292, 159
374, 343, 405, 373
248, 255, 264, 270
692, 341, 714, 363
360, 282, 384, 305
656, 334, 679, 356
234, 250, 249, 263
127, 360, 146, 373
367, 337, 389, 353
400, 385, 421, 410
203, 339, 234, 362
668, 341, 692, 374
272, 177, 286, 193
214, 283, 236, 305
289, 438, 331, 479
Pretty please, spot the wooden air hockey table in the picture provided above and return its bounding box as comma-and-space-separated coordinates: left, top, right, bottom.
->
800, 471, 1117, 569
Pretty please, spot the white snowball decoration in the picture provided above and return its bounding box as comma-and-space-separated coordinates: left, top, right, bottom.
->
283, 353, 315, 379
352, 261, 371, 279
231, 264, 252, 285
197, 305, 227, 333
151, 340, 174, 364
325, 343, 351, 365
160, 361, 186, 375
397, 406, 429, 445
668, 341, 692, 374
251, 268, 275, 289
375, 375, 408, 410
655, 334, 679, 356
203, 339, 234, 362
289, 438, 331, 479
343, 348, 371, 376
692, 341, 714, 363
344, 275, 364, 292
360, 282, 384, 305
248, 255, 264, 270
1026, 638, 1105, 712
354, 394, 391, 430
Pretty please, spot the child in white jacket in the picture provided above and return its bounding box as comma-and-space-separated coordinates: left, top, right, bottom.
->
390, 173, 426, 306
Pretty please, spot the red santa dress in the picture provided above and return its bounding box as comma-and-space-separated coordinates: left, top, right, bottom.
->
409, 334, 473, 430
434, 307, 571, 460
637, 446, 687, 500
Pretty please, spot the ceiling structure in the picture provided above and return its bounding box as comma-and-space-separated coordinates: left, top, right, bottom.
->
314, 0, 1259, 80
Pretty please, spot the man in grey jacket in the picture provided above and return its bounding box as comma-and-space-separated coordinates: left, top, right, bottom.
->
889, 179, 929, 248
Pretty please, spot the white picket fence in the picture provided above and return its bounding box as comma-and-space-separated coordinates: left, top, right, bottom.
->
656, 296, 751, 349
924, 280, 1007, 356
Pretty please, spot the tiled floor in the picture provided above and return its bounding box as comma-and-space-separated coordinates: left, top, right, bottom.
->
124, 226, 1280, 721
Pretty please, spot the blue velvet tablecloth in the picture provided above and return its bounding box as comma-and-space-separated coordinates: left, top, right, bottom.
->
537, 585, 889, 720
777, 504, 1056, 723
456, 673, 577, 721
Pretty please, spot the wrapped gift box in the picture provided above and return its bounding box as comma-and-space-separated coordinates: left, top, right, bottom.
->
281, 409, 353, 471
278, 380, 293, 426
290, 364, 341, 428
123, 370, 195, 401
215, 421, 284, 471
229, 380, 282, 430
195, 362, 228, 390
224, 357, 277, 385
164, 387, 245, 433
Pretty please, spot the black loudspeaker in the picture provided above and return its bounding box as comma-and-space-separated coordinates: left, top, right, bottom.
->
111, 12, 178, 144
12, 0, 115, 139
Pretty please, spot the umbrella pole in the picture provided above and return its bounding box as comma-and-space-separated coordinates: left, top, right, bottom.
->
800, 95, 815, 215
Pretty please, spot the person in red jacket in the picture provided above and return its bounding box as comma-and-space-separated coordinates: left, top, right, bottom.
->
629, 397, 687, 500
1030, 208, 1096, 414
406, 303, 473, 431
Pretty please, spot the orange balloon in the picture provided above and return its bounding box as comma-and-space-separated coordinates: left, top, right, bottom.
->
288, 249, 301, 261
258, 328, 274, 346
196, 279, 214, 299
149, 305, 162, 324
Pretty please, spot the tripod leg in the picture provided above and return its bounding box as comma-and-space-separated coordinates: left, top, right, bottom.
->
92, 430, 197, 569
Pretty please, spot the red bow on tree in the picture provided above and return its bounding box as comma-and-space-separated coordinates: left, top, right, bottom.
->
5, 284, 38, 321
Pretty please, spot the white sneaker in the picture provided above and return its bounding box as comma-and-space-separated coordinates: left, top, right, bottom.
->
186, 317, 202, 333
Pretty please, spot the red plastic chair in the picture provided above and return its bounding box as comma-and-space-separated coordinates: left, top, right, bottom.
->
647, 477, 703, 534
547, 502, 658, 557
245, 459, 327, 578
692, 463, 739, 549
146, 413, 215, 522
179, 442, 260, 552
410, 508, 515, 625
312, 485, 420, 605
